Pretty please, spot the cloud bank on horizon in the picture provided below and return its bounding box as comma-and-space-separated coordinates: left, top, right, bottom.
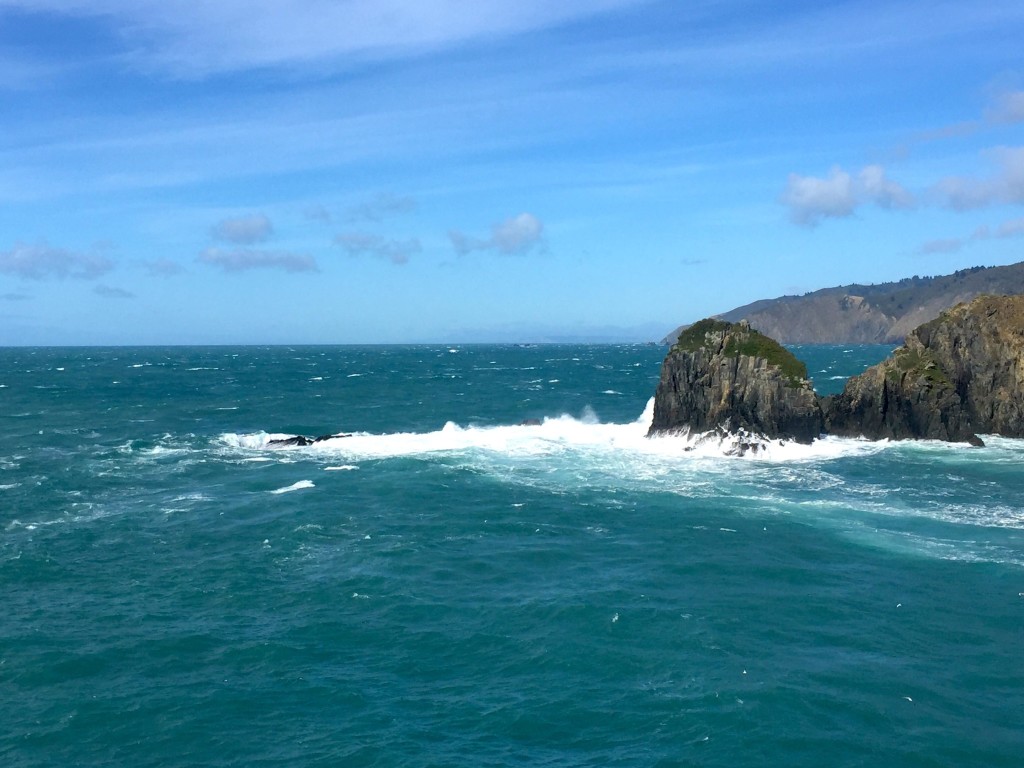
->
1, 0, 1024, 344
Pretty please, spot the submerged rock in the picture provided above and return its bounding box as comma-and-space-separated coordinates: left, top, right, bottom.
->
648, 318, 822, 443
823, 295, 1024, 444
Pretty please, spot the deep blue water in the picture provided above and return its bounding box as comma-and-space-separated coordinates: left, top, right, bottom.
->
2, 344, 1022, 767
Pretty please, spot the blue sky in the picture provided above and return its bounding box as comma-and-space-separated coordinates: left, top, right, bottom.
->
1, 0, 1023, 344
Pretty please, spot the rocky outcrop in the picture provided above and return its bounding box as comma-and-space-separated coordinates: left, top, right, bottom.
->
648, 319, 823, 444
651, 296, 1024, 449
823, 295, 1024, 444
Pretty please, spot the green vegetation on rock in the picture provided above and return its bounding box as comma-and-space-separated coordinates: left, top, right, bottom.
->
886, 347, 951, 388
673, 318, 808, 386
672, 318, 732, 352
722, 331, 808, 386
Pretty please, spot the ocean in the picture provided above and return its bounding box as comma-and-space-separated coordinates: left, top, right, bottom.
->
1, 343, 1022, 767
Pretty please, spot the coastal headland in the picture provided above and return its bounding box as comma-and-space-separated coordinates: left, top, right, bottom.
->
650, 294, 1024, 450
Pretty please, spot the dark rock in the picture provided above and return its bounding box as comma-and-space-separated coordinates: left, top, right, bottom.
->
268, 435, 314, 447
823, 295, 1024, 443
519, 418, 543, 426
648, 318, 822, 443
267, 432, 351, 447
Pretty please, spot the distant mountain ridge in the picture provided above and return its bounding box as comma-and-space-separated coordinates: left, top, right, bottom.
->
661, 261, 1024, 345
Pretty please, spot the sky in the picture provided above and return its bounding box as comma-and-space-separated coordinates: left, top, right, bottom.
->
1, 0, 1023, 345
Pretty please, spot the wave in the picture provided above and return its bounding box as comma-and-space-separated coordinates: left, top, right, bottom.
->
270, 480, 315, 494
219, 398, 896, 465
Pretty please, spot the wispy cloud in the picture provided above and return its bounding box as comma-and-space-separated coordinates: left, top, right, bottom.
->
0, 241, 114, 280
344, 193, 417, 223
94, 284, 134, 298
917, 238, 965, 255
901, 89, 1024, 150
1, 292, 30, 301
916, 216, 1024, 255
4, 0, 645, 76
781, 165, 912, 226
335, 233, 421, 265
996, 216, 1024, 237
449, 212, 545, 255
198, 247, 318, 273
211, 213, 273, 244
983, 89, 1024, 125
932, 146, 1024, 210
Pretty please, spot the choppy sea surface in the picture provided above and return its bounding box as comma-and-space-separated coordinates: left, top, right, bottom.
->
2, 344, 1022, 767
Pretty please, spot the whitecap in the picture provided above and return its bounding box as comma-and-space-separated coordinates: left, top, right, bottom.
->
325, 465, 359, 471
270, 480, 315, 494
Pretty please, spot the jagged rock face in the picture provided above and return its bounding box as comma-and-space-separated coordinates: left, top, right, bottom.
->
823, 295, 1024, 442
648, 319, 822, 443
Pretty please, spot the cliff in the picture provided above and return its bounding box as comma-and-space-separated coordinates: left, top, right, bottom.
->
660, 262, 1024, 345
651, 295, 1024, 448
648, 319, 822, 445
823, 295, 1024, 443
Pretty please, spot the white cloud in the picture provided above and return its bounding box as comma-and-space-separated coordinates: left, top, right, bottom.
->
781, 168, 856, 226
94, 284, 134, 298
449, 212, 545, 255
493, 213, 545, 254
782, 165, 914, 226
0, 241, 114, 280
334, 233, 421, 265
858, 165, 914, 209
933, 146, 1024, 210
211, 213, 273, 244
198, 247, 318, 273
1, 0, 644, 76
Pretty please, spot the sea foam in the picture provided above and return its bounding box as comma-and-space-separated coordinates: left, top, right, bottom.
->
270, 480, 315, 494
222, 398, 891, 467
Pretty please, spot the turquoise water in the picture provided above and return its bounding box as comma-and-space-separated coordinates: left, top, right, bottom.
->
2, 344, 1022, 767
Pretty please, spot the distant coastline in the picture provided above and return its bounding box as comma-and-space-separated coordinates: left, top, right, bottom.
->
662, 261, 1024, 345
